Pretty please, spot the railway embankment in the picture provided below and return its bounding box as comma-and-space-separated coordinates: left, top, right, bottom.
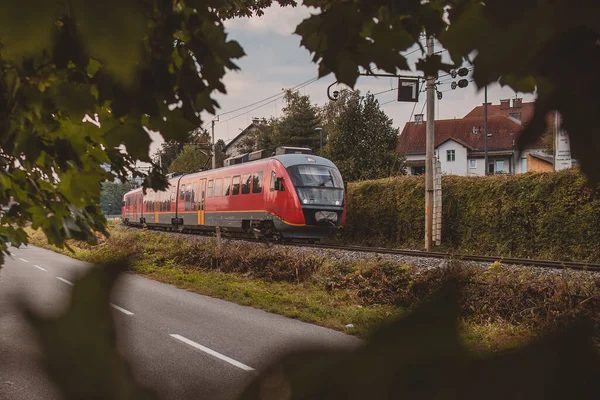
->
27, 223, 600, 352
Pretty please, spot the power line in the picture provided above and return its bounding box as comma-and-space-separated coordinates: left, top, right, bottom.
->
214, 77, 319, 126
201, 76, 319, 129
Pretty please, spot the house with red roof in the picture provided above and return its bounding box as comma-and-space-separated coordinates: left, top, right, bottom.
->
397, 98, 548, 176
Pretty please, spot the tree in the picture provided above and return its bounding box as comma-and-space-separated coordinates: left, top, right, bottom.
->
168, 145, 211, 174
322, 91, 405, 181
153, 141, 185, 171
277, 90, 322, 151
215, 139, 227, 168
236, 132, 261, 155
99, 181, 139, 215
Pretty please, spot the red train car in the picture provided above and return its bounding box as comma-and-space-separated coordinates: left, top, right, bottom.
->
121, 154, 346, 240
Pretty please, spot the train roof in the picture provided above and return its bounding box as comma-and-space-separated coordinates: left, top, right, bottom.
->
122, 154, 339, 197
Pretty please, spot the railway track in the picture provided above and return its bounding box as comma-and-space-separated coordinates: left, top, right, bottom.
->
275, 242, 600, 272
124, 224, 600, 272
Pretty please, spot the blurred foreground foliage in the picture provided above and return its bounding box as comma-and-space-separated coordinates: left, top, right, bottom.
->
22, 261, 600, 399
0, 0, 295, 263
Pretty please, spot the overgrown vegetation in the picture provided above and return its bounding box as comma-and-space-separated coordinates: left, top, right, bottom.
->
341, 169, 600, 262
27, 225, 600, 350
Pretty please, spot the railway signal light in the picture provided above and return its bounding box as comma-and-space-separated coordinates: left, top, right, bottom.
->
457, 67, 469, 77
437, 91, 443, 100
451, 81, 457, 90
458, 79, 469, 88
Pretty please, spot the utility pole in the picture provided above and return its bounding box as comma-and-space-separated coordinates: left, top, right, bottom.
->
425, 36, 435, 251
211, 119, 216, 170
484, 86, 488, 175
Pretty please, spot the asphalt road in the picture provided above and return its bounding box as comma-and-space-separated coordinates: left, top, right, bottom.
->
0, 245, 359, 399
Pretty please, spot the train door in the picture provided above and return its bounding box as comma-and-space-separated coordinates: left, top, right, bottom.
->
197, 179, 206, 225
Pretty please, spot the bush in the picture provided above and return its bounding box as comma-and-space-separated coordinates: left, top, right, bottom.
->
341, 170, 600, 262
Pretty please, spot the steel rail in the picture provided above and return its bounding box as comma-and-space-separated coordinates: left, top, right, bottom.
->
278, 243, 600, 272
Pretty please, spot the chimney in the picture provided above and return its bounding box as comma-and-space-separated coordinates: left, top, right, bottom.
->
500, 99, 510, 110
414, 114, 424, 125
252, 117, 260, 125
512, 97, 522, 109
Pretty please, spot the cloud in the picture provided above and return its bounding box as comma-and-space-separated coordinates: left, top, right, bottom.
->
224, 5, 312, 36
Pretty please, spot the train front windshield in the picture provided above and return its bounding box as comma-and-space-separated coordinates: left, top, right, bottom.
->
286, 165, 344, 206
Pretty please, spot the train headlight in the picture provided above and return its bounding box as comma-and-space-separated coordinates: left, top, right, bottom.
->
302, 199, 309, 204
334, 201, 340, 206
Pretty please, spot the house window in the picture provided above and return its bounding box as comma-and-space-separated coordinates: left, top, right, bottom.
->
252, 172, 263, 193
241, 174, 251, 194
495, 160, 505, 173
509, 112, 522, 122
411, 166, 425, 176
521, 158, 527, 173
232, 176, 240, 195
469, 159, 476, 169
447, 150, 455, 162
488, 163, 494, 175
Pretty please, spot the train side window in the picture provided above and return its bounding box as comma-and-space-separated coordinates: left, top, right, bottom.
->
232, 176, 240, 195
185, 185, 192, 211
252, 172, 263, 194
241, 174, 251, 194
180, 184, 185, 201
223, 176, 231, 196
207, 180, 214, 198
214, 179, 222, 197
270, 171, 276, 191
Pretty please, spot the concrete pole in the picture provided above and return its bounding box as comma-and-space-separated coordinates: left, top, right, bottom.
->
211, 119, 216, 170
425, 36, 435, 251
484, 86, 488, 175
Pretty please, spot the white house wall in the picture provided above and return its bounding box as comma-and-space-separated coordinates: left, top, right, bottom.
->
437, 140, 468, 176
465, 158, 486, 176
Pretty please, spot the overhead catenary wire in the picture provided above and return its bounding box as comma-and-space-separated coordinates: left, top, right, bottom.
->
213, 77, 319, 127
200, 76, 319, 130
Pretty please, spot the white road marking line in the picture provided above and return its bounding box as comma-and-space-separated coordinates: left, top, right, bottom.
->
57, 277, 74, 286
18, 258, 29, 263
170, 334, 255, 372
33, 264, 47, 272
110, 304, 134, 316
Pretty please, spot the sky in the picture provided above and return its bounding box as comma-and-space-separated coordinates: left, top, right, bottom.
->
147, 5, 536, 157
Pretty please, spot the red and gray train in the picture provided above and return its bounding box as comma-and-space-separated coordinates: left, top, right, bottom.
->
121, 152, 346, 240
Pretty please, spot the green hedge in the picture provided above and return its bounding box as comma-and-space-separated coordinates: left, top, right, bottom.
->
341, 170, 600, 262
